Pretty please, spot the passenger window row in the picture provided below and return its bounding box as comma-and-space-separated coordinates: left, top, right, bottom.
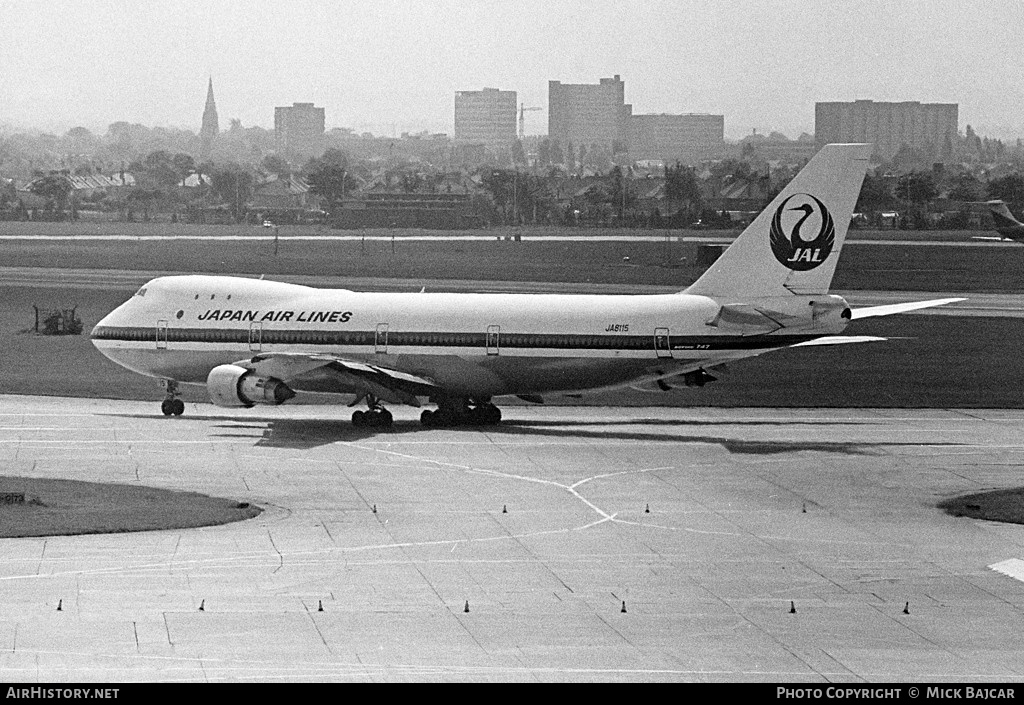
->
94, 327, 658, 350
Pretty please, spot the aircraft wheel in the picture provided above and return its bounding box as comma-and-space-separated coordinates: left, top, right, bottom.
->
161, 399, 174, 416
425, 408, 456, 427
379, 409, 393, 427
436, 409, 458, 427
171, 399, 185, 416
352, 410, 366, 427
471, 405, 501, 425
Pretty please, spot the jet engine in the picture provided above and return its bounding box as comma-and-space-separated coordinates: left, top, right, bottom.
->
206, 364, 296, 408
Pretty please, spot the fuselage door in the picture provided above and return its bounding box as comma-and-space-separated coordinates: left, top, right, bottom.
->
249, 321, 262, 352
654, 327, 672, 358
486, 325, 500, 356
156, 319, 168, 350
375, 323, 389, 354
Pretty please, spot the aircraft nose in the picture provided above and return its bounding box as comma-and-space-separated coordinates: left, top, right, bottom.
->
90, 315, 106, 339
91, 308, 116, 341
90, 297, 134, 353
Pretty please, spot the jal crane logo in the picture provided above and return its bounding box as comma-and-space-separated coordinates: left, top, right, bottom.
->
769, 193, 835, 271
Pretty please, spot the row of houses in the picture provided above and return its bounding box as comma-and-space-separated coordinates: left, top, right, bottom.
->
1, 173, 135, 211
245, 171, 1006, 230
1, 166, 777, 227
7, 164, 997, 230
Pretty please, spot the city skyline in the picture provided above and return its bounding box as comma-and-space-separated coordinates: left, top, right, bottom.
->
1, 0, 1021, 140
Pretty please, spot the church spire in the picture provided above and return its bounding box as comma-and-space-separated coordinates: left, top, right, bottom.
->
200, 78, 219, 155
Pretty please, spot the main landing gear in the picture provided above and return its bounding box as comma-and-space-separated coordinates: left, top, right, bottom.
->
160, 380, 185, 417
420, 399, 502, 428
351, 395, 393, 428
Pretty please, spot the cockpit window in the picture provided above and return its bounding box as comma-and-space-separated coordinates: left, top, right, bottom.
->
135, 287, 147, 297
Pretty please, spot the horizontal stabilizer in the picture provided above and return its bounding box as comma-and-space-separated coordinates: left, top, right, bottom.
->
789, 335, 887, 347
850, 297, 964, 320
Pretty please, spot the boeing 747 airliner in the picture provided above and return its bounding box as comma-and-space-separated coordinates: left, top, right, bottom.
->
91, 144, 962, 427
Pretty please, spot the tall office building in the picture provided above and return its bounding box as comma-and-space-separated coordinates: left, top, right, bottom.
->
815, 100, 958, 161
548, 75, 632, 150
454, 88, 517, 147
274, 102, 326, 163
630, 113, 724, 163
200, 78, 219, 158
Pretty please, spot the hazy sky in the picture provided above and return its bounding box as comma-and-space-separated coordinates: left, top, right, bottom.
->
1, 0, 1021, 139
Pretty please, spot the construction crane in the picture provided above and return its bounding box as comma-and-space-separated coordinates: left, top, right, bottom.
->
518, 103, 541, 139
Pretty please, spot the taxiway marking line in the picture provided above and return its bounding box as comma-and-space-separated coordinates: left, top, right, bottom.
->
570, 466, 675, 490
346, 440, 619, 520
342, 441, 749, 537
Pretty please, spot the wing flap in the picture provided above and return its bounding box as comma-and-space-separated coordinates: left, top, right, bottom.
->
241, 352, 327, 380
323, 364, 423, 406
239, 352, 438, 406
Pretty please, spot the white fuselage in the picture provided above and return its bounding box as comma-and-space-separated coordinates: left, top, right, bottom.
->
91, 275, 847, 399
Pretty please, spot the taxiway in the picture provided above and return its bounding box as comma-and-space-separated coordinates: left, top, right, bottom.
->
1, 395, 1024, 681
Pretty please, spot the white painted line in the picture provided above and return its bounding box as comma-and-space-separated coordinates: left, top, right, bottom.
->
989, 558, 1024, 582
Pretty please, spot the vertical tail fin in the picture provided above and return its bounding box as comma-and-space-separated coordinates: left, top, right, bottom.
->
987, 200, 1022, 225
987, 200, 1024, 239
685, 143, 871, 299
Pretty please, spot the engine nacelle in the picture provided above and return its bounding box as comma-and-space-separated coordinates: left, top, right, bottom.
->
206, 364, 296, 408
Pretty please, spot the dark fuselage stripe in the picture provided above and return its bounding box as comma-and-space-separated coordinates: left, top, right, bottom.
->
91, 326, 818, 351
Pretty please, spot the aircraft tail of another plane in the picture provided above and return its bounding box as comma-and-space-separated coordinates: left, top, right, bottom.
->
684, 143, 872, 299
986, 200, 1024, 239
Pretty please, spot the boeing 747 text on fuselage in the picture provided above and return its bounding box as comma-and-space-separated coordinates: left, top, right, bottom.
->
91, 144, 962, 428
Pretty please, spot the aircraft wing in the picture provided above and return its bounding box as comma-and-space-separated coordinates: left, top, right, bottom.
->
238, 352, 438, 406
850, 297, 964, 320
